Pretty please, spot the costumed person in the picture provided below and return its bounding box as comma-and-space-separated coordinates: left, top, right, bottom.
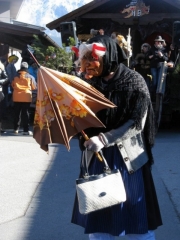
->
11, 62, 37, 135
71, 35, 162, 240
147, 36, 169, 93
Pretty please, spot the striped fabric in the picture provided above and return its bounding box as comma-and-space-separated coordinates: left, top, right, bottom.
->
72, 145, 151, 236
89, 233, 115, 240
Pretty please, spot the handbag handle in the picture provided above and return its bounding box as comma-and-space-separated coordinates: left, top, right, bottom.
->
81, 149, 111, 178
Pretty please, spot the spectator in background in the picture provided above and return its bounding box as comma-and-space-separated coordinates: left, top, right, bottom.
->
147, 36, 169, 92
90, 29, 105, 38
21, 41, 35, 64
28, 60, 38, 81
133, 43, 151, 91
0, 84, 5, 134
168, 43, 177, 64
0, 60, 9, 134
28, 60, 38, 110
0, 58, 9, 118
6, 55, 18, 84
99, 29, 104, 35
6, 55, 19, 107
111, 32, 131, 66
70, 64, 83, 78
162, 40, 167, 50
11, 62, 37, 135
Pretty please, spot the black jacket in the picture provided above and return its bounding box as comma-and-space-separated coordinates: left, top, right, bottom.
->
147, 45, 169, 68
0, 68, 9, 92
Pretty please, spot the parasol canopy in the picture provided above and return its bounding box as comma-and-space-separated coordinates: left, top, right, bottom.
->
33, 66, 116, 152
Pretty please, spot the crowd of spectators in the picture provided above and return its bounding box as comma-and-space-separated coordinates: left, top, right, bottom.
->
1, 31, 178, 134
131, 35, 177, 101
0, 52, 37, 135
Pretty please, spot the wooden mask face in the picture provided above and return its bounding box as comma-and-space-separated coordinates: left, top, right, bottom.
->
80, 51, 103, 78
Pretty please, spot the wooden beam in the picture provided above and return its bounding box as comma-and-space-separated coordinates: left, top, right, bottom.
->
46, 0, 110, 30
163, 0, 180, 9
81, 13, 180, 20
0, 33, 24, 50
0, 22, 41, 35
0, 27, 35, 36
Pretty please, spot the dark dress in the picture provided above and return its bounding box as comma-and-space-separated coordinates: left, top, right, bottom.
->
71, 64, 162, 236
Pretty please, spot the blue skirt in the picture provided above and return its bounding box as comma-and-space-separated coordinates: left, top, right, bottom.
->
71, 145, 162, 236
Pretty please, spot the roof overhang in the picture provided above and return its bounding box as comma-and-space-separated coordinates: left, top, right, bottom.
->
46, 0, 180, 31
46, 0, 110, 31
0, 21, 60, 50
0, 0, 24, 20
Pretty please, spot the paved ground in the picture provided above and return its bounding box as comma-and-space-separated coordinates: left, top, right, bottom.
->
0, 128, 180, 240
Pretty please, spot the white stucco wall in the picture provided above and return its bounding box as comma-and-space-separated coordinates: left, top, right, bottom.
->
0, 2, 11, 23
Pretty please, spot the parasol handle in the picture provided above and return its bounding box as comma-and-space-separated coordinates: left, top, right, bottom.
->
27, 48, 41, 68
81, 131, 103, 162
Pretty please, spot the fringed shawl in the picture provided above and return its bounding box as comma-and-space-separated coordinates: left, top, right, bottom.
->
84, 64, 155, 165
81, 36, 155, 165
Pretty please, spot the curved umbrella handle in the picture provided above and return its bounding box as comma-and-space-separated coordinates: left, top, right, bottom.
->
81, 130, 103, 162
27, 48, 41, 68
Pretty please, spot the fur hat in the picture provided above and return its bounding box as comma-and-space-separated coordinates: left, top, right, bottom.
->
154, 36, 164, 42
21, 62, 28, 69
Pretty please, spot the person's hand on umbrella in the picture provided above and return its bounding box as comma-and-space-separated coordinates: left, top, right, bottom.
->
84, 136, 105, 152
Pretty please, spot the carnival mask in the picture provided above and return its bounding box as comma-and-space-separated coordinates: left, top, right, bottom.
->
80, 51, 104, 78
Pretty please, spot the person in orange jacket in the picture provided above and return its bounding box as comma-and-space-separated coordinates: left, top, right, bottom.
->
11, 62, 37, 135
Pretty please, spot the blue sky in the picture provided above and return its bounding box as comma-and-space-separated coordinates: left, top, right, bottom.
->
17, 0, 93, 46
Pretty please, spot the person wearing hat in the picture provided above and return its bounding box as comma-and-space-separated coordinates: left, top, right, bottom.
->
6, 55, 19, 83
6, 55, 19, 107
11, 62, 37, 135
147, 36, 169, 95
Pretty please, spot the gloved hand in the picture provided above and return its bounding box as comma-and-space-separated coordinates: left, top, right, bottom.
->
84, 136, 105, 152
0, 91, 4, 102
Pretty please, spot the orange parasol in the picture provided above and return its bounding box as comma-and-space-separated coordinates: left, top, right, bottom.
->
33, 66, 116, 155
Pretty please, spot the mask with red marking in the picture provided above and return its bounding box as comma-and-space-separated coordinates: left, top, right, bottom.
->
78, 42, 106, 78
77, 36, 127, 78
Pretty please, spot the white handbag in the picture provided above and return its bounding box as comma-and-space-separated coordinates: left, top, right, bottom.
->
76, 149, 126, 215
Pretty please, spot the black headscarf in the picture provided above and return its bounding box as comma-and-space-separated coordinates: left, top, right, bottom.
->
83, 36, 155, 165
87, 35, 127, 77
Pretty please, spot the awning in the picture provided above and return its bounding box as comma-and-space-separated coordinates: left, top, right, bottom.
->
0, 21, 60, 52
